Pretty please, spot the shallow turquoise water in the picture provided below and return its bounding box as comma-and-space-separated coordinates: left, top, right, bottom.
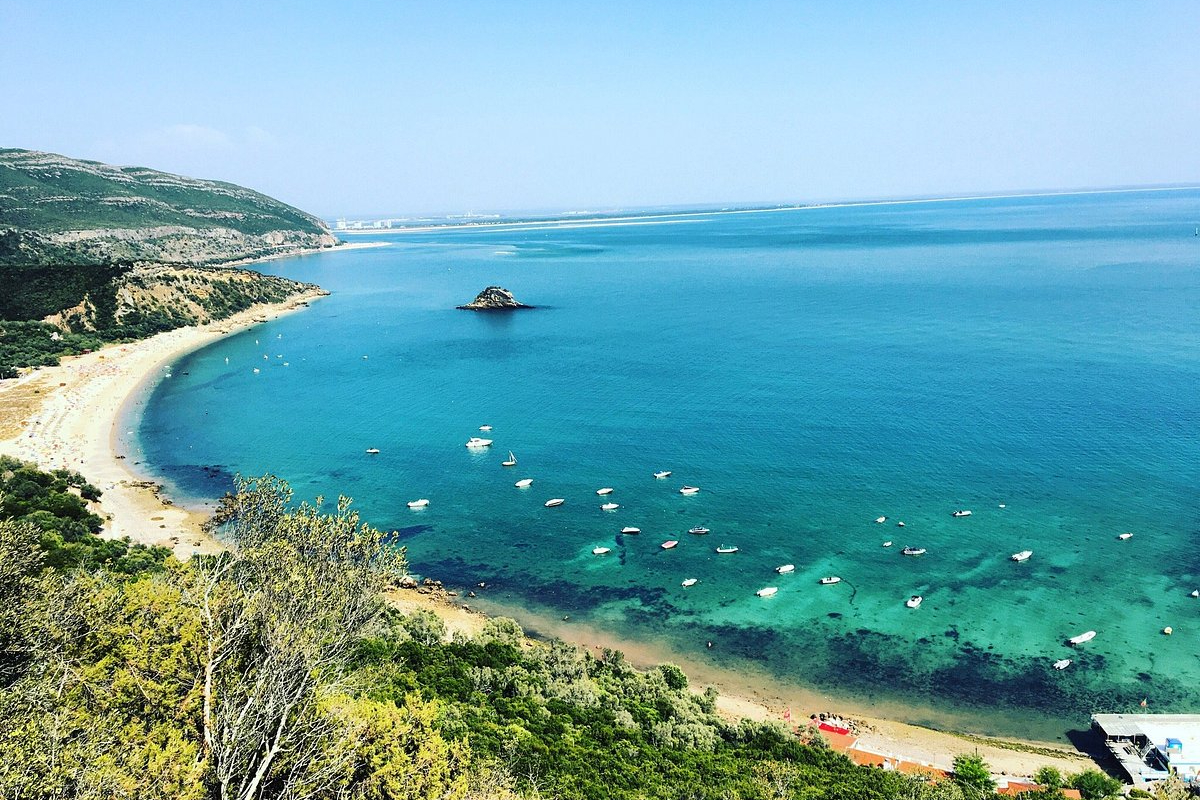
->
134, 190, 1200, 739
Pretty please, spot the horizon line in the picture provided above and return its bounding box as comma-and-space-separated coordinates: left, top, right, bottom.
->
334, 184, 1200, 235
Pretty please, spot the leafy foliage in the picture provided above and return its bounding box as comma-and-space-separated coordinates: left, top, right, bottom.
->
0, 456, 168, 573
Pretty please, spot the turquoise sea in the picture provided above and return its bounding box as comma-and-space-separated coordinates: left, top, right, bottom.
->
130, 190, 1200, 741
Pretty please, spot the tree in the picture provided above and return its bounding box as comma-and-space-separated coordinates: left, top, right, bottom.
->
0, 519, 44, 687
951, 752, 996, 797
194, 475, 407, 800
1034, 766, 1065, 789
1070, 768, 1123, 800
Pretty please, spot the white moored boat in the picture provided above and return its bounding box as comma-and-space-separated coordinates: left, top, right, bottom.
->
1011, 550, 1033, 562
592, 547, 610, 555
1068, 630, 1097, 645
661, 540, 678, 550
906, 595, 923, 608
776, 564, 795, 574
882, 541, 893, 547
688, 526, 710, 535
680, 486, 700, 495
601, 502, 620, 511
502, 451, 516, 467
654, 470, 672, 479
715, 545, 739, 554
952, 510, 972, 517
1118, 532, 1133, 540
365, 448, 380, 454
514, 478, 533, 488
465, 437, 493, 448
621, 527, 641, 534
544, 498, 565, 508
756, 587, 778, 598
1053, 659, 1071, 670
875, 516, 886, 524
479, 425, 492, 432
1191, 590, 1199, 598
682, 578, 698, 587
819, 576, 842, 585
596, 487, 614, 496
407, 499, 429, 509
901, 546, 926, 556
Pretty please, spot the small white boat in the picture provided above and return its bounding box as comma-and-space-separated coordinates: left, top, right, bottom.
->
819, 576, 842, 585
654, 470, 672, 479
1190, 590, 1199, 598
620, 527, 641, 534
407, 499, 429, 509
756, 587, 778, 598
544, 498, 565, 508
1053, 659, 1071, 670
1068, 630, 1097, 645
776, 564, 796, 574
661, 540, 679, 550
1011, 550, 1033, 562
999, 503, 1006, 508
479, 425, 492, 431
688, 526, 710, 535
901, 546, 926, 556
365, 448, 380, 454
680, 486, 700, 495
253, 368, 260, 374
601, 502, 620, 511
882, 541, 893, 547
952, 510, 972, 517
466, 437, 493, 448
514, 478, 533, 488
906, 595, 923, 608
715, 545, 739, 554
682, 578, 698, 587
592, 547, 610, 555
896, 521, 905, 527
1117, 532, 1133, 540
596, 487, 614, 496
875, 516, 886, 524
502, 451, 516, 467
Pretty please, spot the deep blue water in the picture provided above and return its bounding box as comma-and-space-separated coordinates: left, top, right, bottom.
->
133, 190, 1200, 739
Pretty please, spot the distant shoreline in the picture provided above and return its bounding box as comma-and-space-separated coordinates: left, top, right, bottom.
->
336, 184, 1200, 235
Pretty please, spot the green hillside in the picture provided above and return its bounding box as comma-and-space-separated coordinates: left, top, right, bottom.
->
0, 148, 337, 264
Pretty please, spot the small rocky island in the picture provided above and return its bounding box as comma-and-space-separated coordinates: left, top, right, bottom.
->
456, 285, 534, 311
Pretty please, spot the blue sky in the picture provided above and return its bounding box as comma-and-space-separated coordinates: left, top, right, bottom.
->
1, 1, 1197, 216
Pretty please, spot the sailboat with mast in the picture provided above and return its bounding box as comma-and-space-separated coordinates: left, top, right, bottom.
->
502, 451, 516, 467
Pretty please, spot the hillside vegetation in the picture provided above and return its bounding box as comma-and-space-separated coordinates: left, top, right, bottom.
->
0, 148, 337, 264
0, 148, 332, 377
0, 262, 323, 377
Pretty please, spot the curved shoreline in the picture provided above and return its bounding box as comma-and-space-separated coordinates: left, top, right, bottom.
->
0, 287, 327, 560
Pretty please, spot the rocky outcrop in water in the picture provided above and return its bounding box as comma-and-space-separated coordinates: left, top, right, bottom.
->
456, 286, 533, 311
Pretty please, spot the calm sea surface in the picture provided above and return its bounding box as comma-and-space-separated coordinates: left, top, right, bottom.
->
131, 191, 1200, 740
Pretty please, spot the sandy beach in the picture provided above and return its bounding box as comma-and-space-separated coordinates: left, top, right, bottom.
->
0, 287, 327, 560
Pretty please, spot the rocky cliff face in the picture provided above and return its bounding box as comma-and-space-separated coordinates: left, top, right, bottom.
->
456, 286, 533, 310
0, 148, 338, 265
43, 264, 326, 334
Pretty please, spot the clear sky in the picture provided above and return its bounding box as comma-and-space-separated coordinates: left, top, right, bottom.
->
2, 1, 1197, 217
